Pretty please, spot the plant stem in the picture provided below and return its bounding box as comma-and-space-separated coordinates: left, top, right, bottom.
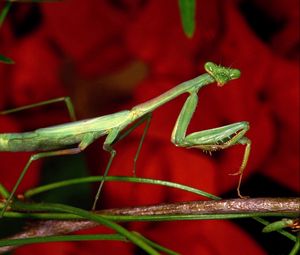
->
24, 176, 220, 200
8, 201, 159, 255
0, 234, 127, 254
1, 197, 298, 253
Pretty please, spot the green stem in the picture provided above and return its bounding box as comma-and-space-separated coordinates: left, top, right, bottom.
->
0, 234, 126, 247
11, 201, 159, 255
133, 231, 179, 255
25, 176, 219, 200
3, 211, 296, 222
3, 176, 296, 244
289, 233, 300, 255
22, 176, 298, 243
0, 233, 178, 255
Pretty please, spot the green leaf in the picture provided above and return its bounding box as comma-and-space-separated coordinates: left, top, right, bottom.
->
0, 54, 14, 64
0, 1, 11, 28
262, 218, 294, 233
178, 0, 196, 38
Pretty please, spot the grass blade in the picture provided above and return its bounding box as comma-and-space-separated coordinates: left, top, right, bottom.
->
178, 0, 196, 38
0, 1, 11, 28
0, 54, 14, 64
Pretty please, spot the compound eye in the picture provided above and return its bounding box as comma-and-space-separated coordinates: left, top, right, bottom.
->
204, 62, 216, 74
230, 69, 241, 79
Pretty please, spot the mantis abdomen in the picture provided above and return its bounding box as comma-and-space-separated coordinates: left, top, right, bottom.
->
0, 132, 84, 152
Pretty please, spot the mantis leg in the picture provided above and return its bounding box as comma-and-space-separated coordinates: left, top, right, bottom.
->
92, 113, 152, 210
0, 97, 76, 121
0, 148, 81, 217
0, 134, 96, 217
92, 128, 119, 210
229, 137, 251, 198
116, 113, 152, 176
171, 91, 251, 198
185, 125, 251, 198
133, 113, 152, 176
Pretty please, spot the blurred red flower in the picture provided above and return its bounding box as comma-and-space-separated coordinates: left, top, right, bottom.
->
0, 0, 298, 254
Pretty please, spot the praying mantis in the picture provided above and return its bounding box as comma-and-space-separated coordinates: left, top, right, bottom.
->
0, 62, 251, 217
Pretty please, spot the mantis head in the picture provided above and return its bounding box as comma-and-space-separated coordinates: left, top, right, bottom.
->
204, 62, 241, 86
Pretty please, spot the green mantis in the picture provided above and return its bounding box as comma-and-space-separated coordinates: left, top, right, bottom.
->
0, 62, 251, 217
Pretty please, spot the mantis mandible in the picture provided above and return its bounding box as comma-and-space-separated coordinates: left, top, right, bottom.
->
0, 62, 251, 217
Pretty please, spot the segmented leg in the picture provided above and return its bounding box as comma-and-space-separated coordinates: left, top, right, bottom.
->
0, 133, 96, 217
0, 97, 78, 216
229, 137, 251, 198
171, 91, 251, 198
92, 128, 119, 210
0, 97, 76, 121
133, 113, 152, 176
92, 113, 152, 210
0, 148, 81, 217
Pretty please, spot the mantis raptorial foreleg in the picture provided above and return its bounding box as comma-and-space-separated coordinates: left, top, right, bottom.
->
229, 137, 251, 198
171, 90, 251, 198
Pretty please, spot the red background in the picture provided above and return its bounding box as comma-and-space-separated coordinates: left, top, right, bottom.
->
0, 0, 299, 254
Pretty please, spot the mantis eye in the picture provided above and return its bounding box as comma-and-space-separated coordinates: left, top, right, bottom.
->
230, 69, 241, 80
204, 62, 216, 73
